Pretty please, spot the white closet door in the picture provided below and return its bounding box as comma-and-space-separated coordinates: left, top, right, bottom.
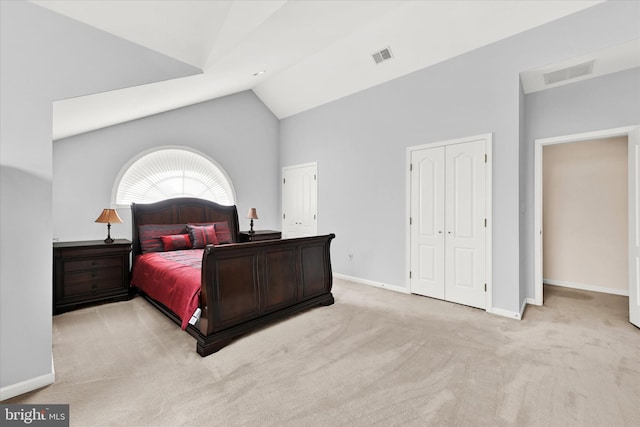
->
410, 139, 487, 309
629, 128, 639, 328
282, 163, 317, 238
410, 147, 445, 299
444, 140, 486, 309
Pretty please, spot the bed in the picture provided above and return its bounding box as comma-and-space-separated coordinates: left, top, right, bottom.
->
130, 197, 335, 356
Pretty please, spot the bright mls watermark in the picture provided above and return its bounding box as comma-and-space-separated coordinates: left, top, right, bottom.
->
1, 405, 69, 426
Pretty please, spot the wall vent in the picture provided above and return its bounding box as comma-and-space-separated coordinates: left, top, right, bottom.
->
372, 47, 393, 64
543, 60, 595, 85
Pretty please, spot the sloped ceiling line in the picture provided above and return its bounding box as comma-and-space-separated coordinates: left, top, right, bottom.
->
31, 0, 607, 140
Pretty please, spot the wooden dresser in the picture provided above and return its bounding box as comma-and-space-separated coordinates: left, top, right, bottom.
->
53, 239, 131, 314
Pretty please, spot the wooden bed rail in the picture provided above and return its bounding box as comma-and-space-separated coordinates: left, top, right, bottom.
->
195, 234, 335, 356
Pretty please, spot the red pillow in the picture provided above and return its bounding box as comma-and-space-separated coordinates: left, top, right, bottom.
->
160, 234, 192, 251
138, 224, 187, 253
186, 224, 219, 248
213, 222, 232, 244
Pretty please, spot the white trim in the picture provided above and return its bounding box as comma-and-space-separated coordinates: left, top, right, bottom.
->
406, 133, 493, 311
485, 134, 493, 313
519, 298, 528, 319
629, 128, 640, 327
535, 126, 635, 146
534, 140, 544, 305
407, 133, 493, 151
333, 273, 410, 294
488, 306, 522, 320
405, 146, 412, 298
0, 356, 55, 401
281, 161, 318, 170
534, 126, 639, 307
526, 297, 539, 307
544, 279, 629, 297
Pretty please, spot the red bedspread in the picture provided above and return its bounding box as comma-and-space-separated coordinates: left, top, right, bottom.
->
131, 249, 203, 330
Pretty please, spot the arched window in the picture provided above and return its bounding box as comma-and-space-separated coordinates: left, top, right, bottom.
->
114, 147, 235, 206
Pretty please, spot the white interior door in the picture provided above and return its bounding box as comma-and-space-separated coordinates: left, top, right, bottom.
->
444, 140, 486, 309
282, 163, 317, 238
410, 147, 445, 299
410, 137, 487, 310
629, 128, 639, 328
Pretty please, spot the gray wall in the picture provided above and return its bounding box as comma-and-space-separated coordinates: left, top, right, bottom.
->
53, 91, 279, 243
521, 67, 640, 300
0, 1, 198, 394
279, 1, 640, 314
280, 51, 521, 311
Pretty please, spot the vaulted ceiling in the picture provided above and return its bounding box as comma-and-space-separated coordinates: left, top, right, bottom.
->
33, 0, 606, 140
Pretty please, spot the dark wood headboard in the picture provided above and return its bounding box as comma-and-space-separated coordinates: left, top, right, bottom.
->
131, 198, 240, 259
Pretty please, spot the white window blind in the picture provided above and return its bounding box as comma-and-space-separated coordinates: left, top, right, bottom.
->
115, 149, 235, 206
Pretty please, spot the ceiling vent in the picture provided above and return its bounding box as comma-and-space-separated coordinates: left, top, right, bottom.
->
543, 60, 595, 85
372, 47, 393, 64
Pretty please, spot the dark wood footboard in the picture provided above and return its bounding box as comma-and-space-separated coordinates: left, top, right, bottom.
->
131, 198, 335, 356
195, 234, 335, 356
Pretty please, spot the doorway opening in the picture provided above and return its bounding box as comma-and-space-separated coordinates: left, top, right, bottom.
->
543, 137, 627, 294
534, 126, 639, 327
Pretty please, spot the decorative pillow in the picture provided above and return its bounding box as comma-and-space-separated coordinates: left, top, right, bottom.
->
160, 234, 192, 251
186, 224, 219, 249
213, 221, 232, 244
139, 224, 187, 253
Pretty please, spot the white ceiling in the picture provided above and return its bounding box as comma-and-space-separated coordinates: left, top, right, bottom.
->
32, 0, 610, 140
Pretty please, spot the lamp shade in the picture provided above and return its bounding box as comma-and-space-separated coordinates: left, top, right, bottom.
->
95, 209, 123, 224
246, 208, 259, 220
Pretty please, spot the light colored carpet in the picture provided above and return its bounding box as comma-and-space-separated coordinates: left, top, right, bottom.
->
8, 279, 640, 426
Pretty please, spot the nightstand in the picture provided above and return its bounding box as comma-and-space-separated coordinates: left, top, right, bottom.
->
53, 239, 131, 314
239, 230, 282, 242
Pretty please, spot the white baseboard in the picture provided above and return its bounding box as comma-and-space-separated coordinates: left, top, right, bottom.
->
333, 273, 410, 294
488, 306, 522, 320
335, 273, 525, 320
544, 278, 628, 296
526, 297, 541, 307
519, 298, 528, 319
493, 298, 539, 320
0, 358, 55, 401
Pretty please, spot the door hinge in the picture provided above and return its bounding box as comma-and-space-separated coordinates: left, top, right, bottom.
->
314, 174, 317, 181
283, 213, 286, 219
409, 271, 412, 279
314, 214, 316, 220
409, 217, 412, 225
484, 283, 487, 292
485, 153, 487, 163
410, 163, 413, 171
484, 218, 487, 227
283, 178, 286, 184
